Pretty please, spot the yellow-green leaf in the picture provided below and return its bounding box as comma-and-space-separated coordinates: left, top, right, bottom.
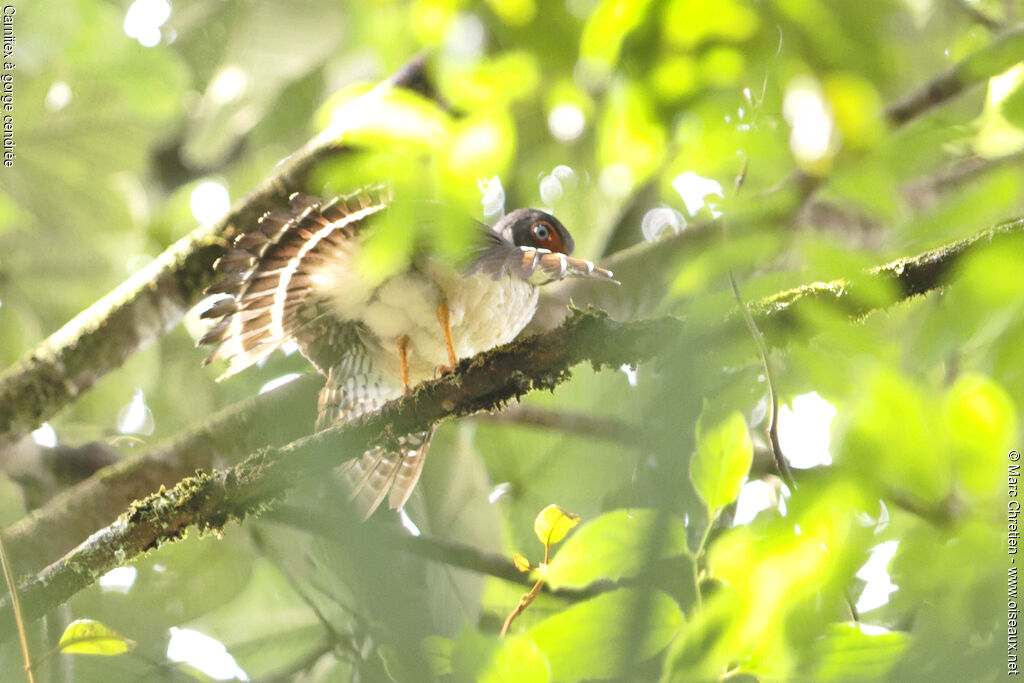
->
528, 589, 683, 680
808, 623, 909, 682
58, 619, 135, 656
545, 509, 690, 590
944, 373, 1016, 501
452, 629, 550, 683
513, 553, 532, 572
423, 635, 454, 677
534, 505, 580, 548
689, 412, 753, 515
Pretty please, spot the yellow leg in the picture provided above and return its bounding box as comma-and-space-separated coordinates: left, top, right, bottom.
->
396, 335, 411, 393
436, 300, 458, 373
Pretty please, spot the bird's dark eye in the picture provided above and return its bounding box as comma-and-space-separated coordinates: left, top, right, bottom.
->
531, 222, 552, 242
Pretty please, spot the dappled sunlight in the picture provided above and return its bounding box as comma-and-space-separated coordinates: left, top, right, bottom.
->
641, 206, 686, 242
117, 388, 154, 436
258, 373, 302, 395
31, 423, 57, 448
548, 103, 586, 142
99, 567, 138, 595
671, 171, 723, 218
777, 392, 837, 469
856, 541, 900, 613
783, 75, 838, 168
166, 628, 249, 682
190, 180, 230, 225
123, 0, 171, 48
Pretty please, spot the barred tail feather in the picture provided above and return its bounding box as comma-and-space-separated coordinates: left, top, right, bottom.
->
337, 429, 434, 519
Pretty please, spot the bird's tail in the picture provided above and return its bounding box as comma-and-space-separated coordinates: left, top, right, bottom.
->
336, 429, 434, 519
317, 360, 432, 519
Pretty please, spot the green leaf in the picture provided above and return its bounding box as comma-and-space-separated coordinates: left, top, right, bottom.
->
689, 412, 753, 515
528, 589, 683, 680
835, 370, 951, 503
944, 373, 1016, 501
423, 635, 454, 677
579, 0, 655, 70
481, 635, 550, 683
807, 623, 909, 682
545, 509, 689, 589
533, 505, 580, 548
597, 81, 667, 186
451, 629, 550, 683
58, 619, 135, 656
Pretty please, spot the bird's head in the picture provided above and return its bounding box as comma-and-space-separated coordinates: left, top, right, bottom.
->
496, 209, 575, 256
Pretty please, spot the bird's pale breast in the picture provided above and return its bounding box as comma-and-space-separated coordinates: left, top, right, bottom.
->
324, 252, 538, 386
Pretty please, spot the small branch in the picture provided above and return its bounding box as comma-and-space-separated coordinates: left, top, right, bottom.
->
944, 0, 1002, 31
885, 24, 1024, 126
0, 54, 432, 451
477, 406, 642, 447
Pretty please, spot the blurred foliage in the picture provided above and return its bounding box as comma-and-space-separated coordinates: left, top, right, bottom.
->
2, 0, 1023, 681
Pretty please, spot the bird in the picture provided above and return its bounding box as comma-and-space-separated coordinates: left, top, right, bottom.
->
199, 186, 616, 517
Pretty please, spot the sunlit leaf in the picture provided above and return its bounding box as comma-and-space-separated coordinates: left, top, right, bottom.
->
441, 113, 517, 185
528, 589, 683, 680
690, 412, 753, 515
597, 81, 666, 187
58, 619, 135, 656
513, 553, 532, 572
480, 635, 550, 683
806, 623, 909, 682
440, 52, 540, 111
545, 509, 689, 589
834, 370, 952, 504
692, 483, 872, 678
579, 0, 655, 73
944, 373, 1016, 500
485, 0, 537, 26
423, 635, 454, 677
661, 0, 759, 49
824, 73, 885, 149
452, 629, 550, 683
533, 504, 580, 547
318, 86, 451, 149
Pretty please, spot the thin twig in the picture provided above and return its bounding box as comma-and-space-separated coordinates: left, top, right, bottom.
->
944, 0, 1001, 30
478, 406, 642, 447
0, 527, 34, 683
885, 24, 1024, 126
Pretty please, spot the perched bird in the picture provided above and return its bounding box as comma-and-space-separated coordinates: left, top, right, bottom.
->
199, 186, 616, 517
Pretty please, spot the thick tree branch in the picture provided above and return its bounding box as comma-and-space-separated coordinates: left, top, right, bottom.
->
0, 309, 677, 642
1, 213, 1022, 640
0, 55, 431, 451
3, 374, 320, 577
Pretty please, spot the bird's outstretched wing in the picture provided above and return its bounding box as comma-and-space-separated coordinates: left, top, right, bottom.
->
199, 187, 391, 379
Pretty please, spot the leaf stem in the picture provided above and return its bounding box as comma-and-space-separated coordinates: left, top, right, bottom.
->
691, 515, 716, 609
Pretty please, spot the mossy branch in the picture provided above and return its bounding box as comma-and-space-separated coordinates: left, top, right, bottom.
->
0, 214, 1021, 642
